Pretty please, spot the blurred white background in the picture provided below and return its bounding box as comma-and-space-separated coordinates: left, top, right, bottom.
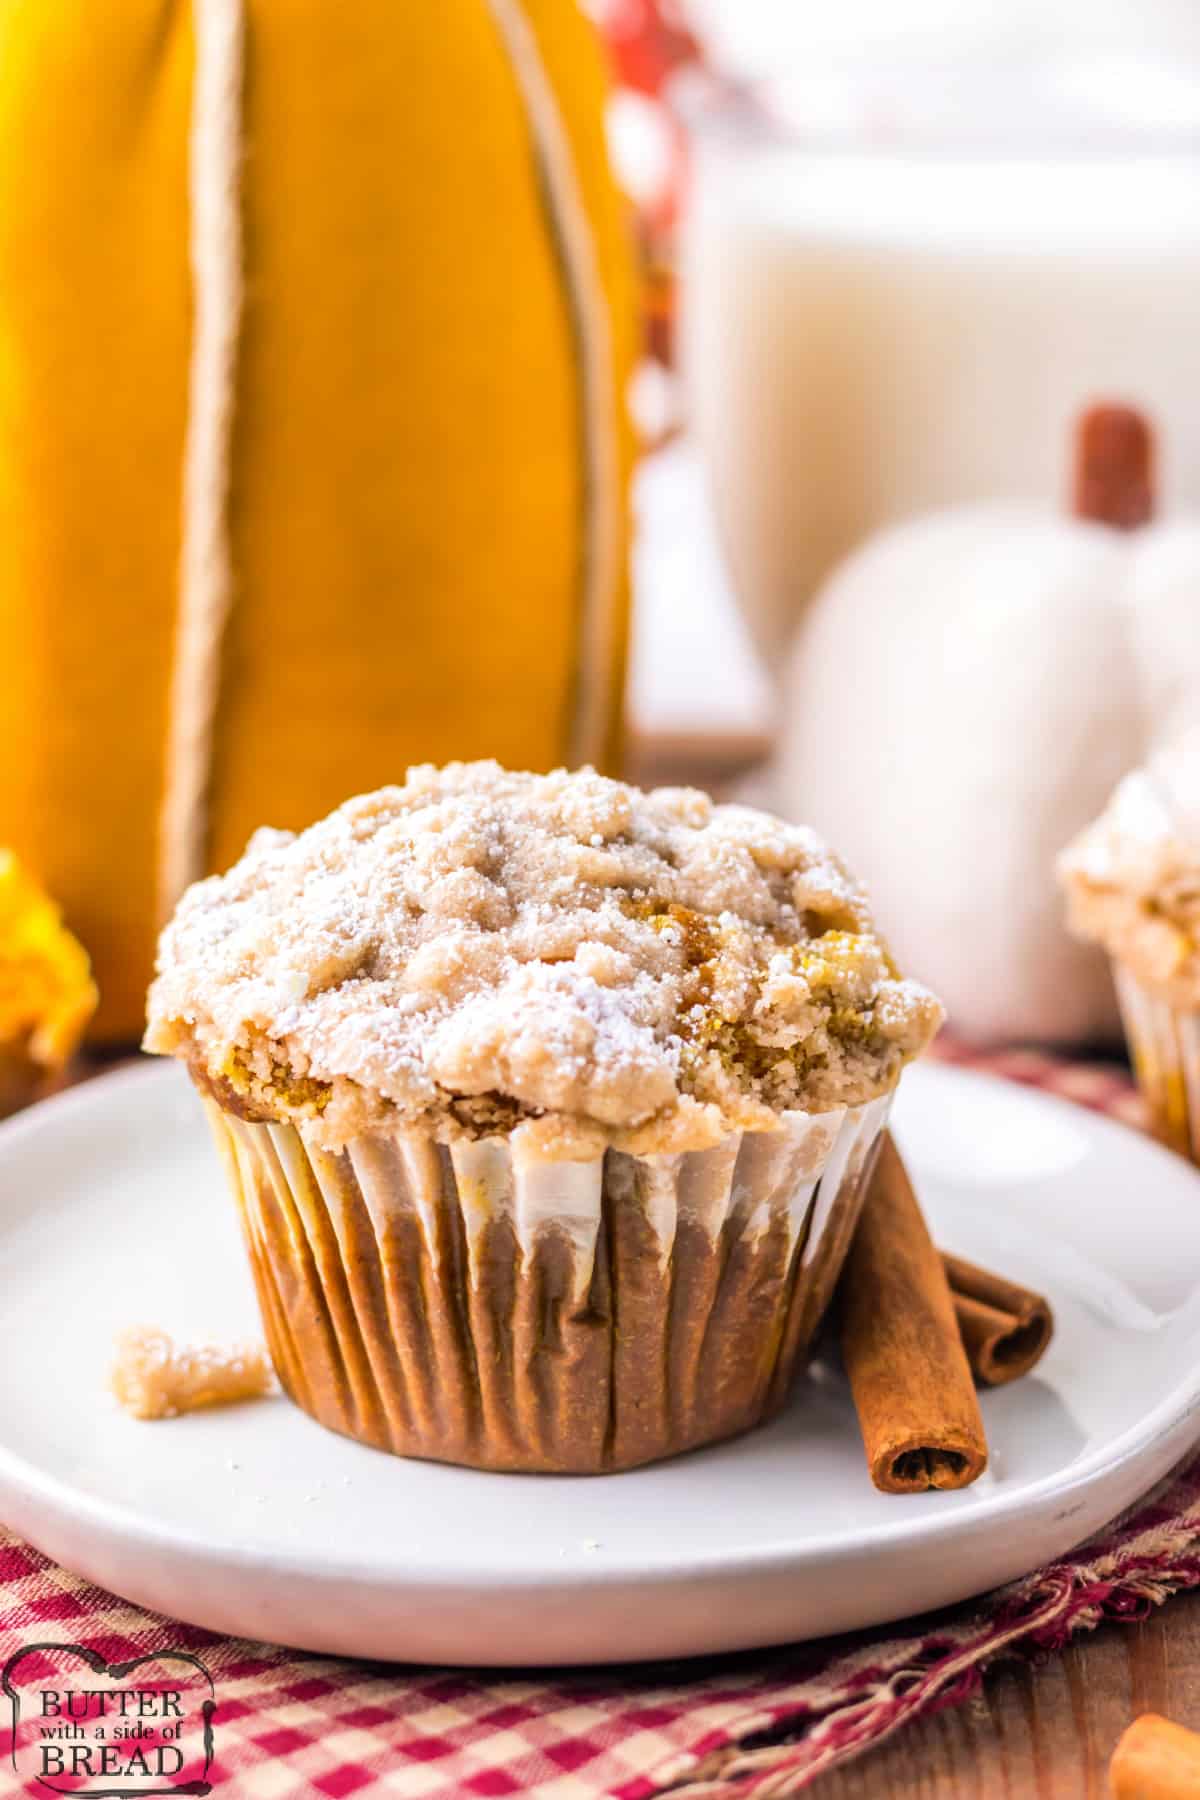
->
686, 0, 1200, 67
616, 0, 1200, 1053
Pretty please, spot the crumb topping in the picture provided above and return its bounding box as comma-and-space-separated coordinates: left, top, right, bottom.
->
110, 1327, 275, 1420
1059, 736, 1200, 1006
146, 763, 942, 1153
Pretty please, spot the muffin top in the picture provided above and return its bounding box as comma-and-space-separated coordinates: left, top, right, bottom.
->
146, 762, 942, 1154
1059, 735, 1200, 1006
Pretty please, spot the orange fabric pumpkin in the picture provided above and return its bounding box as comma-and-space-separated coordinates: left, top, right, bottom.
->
0, 0, 637, 1038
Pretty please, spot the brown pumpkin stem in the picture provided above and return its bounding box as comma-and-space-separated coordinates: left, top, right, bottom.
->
1073, 403, 1155, 530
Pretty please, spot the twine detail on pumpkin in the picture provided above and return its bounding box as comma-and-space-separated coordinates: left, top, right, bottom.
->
159, 0, 620, 918
158, 0, 245, 922
480, 0, 623, 770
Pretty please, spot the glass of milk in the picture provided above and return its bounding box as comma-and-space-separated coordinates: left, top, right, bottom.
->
679, 58, 1200, 660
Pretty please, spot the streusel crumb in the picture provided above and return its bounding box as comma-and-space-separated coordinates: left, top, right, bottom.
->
146, 763, 942, 1152
111, 1327, 275, 1420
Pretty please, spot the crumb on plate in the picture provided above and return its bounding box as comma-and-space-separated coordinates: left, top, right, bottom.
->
110, 1326, 275, 1420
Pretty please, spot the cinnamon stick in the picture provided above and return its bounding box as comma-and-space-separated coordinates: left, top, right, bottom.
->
1073, 402, 1155, 530
839, 1134, 987, 1494
941, 1252, 1054, 1386
1110, 1714, 1200, 1798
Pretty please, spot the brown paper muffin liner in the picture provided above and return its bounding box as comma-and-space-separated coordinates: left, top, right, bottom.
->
1114, 964, 1200, 1161
201, 1088, 893, 1474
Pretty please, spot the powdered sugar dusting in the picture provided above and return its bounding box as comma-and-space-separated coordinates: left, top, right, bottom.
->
146, 763, 942, 1152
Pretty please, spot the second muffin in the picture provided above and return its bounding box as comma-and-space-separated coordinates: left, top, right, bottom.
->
146, 762, 942, 1473
1060, 735, 1200, 1160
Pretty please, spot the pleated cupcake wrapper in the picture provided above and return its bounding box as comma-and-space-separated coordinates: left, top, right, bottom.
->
203, 1089, 892, 1474
1113, 963, 1200, 1161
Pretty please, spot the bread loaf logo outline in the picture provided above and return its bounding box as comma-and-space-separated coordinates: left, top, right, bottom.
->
2, 1642, 215, 1796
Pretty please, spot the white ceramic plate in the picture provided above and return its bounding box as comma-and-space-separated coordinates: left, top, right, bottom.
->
2, 1060, 1199, 1666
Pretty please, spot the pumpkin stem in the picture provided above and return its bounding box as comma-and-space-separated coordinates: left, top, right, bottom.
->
1072, 403, 1155, 530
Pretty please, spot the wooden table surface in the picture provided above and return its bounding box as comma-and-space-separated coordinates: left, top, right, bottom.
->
811, 1588, 1200, 1797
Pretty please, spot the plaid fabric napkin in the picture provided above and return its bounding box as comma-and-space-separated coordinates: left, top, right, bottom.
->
1, 1048, 1194, 1800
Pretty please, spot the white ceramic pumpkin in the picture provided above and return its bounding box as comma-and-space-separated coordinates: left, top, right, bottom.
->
773, 408, 1200, 1044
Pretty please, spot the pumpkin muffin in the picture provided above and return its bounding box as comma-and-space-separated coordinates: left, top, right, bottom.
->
146, 762, 942, 1473
1060, 735, 1200, 1160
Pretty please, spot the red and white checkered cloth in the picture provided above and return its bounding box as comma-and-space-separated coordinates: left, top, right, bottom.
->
2, 1049, 1196, 1799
